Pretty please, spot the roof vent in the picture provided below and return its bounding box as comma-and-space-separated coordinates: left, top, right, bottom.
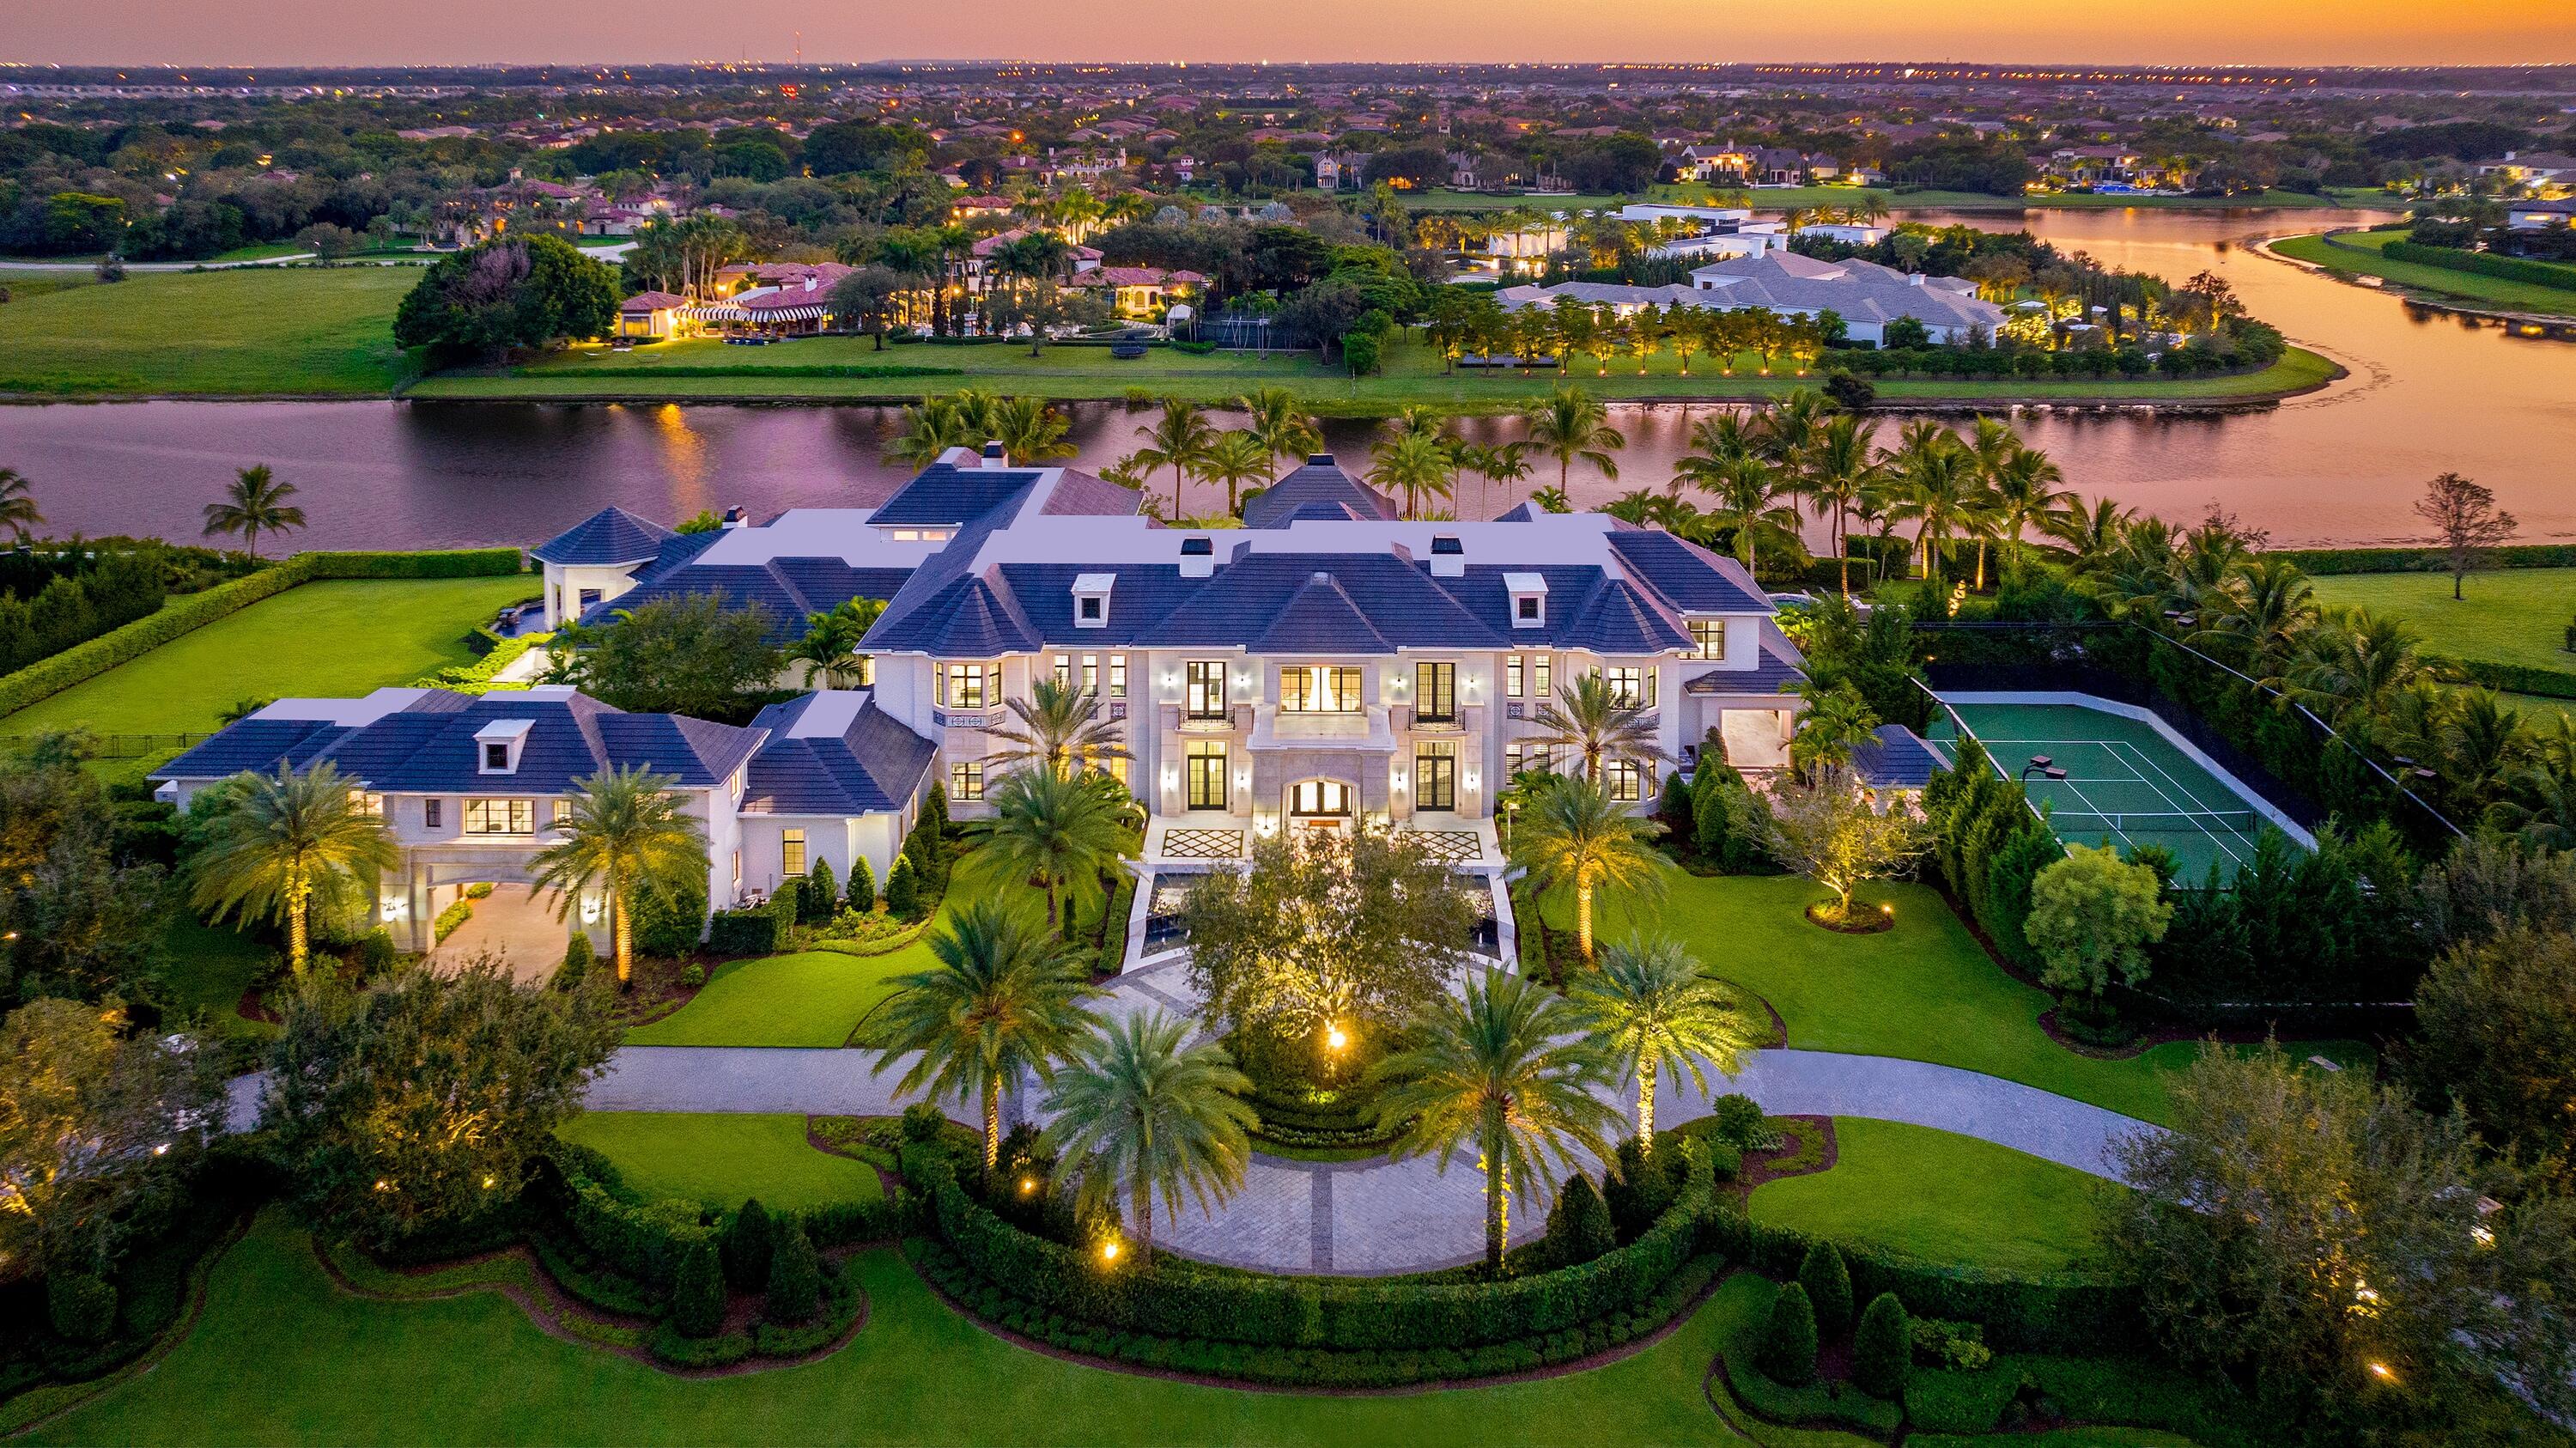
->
981, 441, 1008, 465
1305, 453, 1334, 466
1178, 536, 1217, 579
721, 505, 747, 528
1429, 534, 1466, 577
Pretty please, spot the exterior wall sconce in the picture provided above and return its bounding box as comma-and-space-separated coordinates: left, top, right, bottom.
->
580, 893, 605, 924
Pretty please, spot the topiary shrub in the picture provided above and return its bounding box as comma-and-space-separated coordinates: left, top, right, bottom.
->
1707, 1093, 1778, 1152
1799, 1240, 1854, 1335
633, 882, 709, 958
764, 1223, 822, 1325
680, 963, 706, 988
885, 854, 921, 920
1758, 1281, 1819, 1385
769, 878, 801, 930
1602, 1136, 1685, 1244
1852, 1291, 1910, 1398
803, 861, 837, 923
1543, 1172, 1617, 1268
46, 1270, 118, 1343
721, 1199, 776, 1292
901, 1101, 948, 1144
845, 855, 876, 914
351, 928, 398, 974
555, 932, 595, 992
670, 1239, 726, 1338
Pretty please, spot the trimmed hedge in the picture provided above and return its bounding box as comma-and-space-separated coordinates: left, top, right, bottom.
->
707, 907, 788, 957
2437, 654, 2576, 700
549, 1141, 915, 1294
1905, 1351, 2257, 1445
903, 1138, 1719, 1353
2380, 240, 2576, 293
0, 547, 527, 719
1701, 1208, 2136, 1356
2261, 543, 2576, 575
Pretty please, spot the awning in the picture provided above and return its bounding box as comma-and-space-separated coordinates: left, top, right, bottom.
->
738, 303, 826, 322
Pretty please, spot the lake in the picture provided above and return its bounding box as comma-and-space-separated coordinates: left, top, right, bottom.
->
4, 206, 2571, 551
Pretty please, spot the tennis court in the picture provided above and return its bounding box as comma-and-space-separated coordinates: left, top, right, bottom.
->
1927, 697, 2306, 880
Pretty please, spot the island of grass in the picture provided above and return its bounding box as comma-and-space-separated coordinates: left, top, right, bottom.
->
0, 575, 538, 738
553, 1112, 884, 1210
1747, 1118, 2116, 1277
2271, 229, 2576, 318
407, 332, 2338, 411
0, 266, 423, 396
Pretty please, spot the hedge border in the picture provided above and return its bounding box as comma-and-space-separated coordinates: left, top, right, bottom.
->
2380, 239, 2576, 294
0, 548, 527, 720
2260, 543, 2576, 575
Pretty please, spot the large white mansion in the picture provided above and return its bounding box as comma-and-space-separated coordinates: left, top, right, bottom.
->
155, 448, 1814, 957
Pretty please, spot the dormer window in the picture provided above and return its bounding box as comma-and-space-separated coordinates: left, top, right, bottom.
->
1072, 572, 1115, 630
474, 719, 534, 775
1504, 572, 1548, 630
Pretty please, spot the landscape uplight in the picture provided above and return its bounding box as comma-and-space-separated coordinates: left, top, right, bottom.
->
1326, 1023, 1347, 1050
1099, 1238, 1121, 1265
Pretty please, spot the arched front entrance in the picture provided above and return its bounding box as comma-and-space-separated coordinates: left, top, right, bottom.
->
1285, 777, 1356, 830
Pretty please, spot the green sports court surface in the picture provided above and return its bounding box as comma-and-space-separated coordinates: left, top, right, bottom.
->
1929, 698, 2300, 879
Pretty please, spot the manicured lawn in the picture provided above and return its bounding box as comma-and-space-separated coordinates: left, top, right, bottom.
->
2306, 568, 2576, 674
1533, 873, 2366, 1126
410, 332, 2336, 411
552, 1113, 883, 1210
1748, 1119, 2117, 1277
2272, 231, 2576, 317
0, 267, 421, 395
623, 949, 926, 1048
1, 575, 538, 738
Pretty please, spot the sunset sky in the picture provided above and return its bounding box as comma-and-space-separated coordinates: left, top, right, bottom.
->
9, 0, 2574, 68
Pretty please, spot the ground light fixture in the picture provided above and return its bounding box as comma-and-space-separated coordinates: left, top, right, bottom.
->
1098, 1237, 1121, 1266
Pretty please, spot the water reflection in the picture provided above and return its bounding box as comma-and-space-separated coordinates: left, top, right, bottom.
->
4, 207, 2570, 551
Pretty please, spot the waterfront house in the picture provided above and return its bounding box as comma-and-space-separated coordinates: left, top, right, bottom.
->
1070, 265, 1207, 319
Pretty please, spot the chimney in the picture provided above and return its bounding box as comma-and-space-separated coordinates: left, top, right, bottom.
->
981, 441, 1007, 467
1908, 273, 1925, 287
721, 506, 747, 529
1305, 452, 1334, 467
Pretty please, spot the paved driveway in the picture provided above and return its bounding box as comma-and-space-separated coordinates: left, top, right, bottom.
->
428, 885, 574, 984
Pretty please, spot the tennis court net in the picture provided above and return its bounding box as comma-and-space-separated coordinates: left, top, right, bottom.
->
2048, 807, 2261, 836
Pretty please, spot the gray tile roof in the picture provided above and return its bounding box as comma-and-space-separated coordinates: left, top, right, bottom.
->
866, 462, 1043, 528
1682, 637, 1807, 696
532, 507, 677, 567
1852, 724, 1941, 789
743, 696, 936, 816
1242, 459, 1395, 529
1686, 252, 2006, 332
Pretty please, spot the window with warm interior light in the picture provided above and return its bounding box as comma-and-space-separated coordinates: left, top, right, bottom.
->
1280, 665, 1364, 713
1186, 740, 1227, 809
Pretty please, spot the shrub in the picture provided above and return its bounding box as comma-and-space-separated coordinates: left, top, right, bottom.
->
1911, 1315, 1993, 1370
1544, 1173, 1617, 1267
720, 1199, 775, 1292
801, 862, 836, 923
633, 883, 709, 958
1799, 1241, 1855, 1335
669, 1240, 726, 1337
769, 878, 800, 928
884, 854, 921, 920
1601, 1136, 1687, 1244
1759, 1281, 1820, 1384
764, 1224, 822, 1324
901, 1101, 948, 1144
1854, 1291, 1911, 1398
432, 898, 474, 944
1706, 1093, 1777, 1152
351, 929, 398, 974
555, 933, 595, 991
679, 963, 705, 988
47, 1270, 119, 1343
705, 907, 785, 957
845, 855, 876, 914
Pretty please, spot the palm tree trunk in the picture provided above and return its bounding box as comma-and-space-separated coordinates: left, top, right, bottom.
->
286, 873, 310, 974
1576, 880, 1595, 969
1133, 1179, 1153, 1257
1637, 1059, 1658, 1154
1835, 508, 1851, 597
612, 891, 633, 988
1044, 876, 1060, 933
983, 1077, 1002, 1170
1483, 1141, 1507, 1274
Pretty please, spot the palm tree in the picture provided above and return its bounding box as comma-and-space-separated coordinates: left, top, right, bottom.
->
1803, 415, 1883, 596
2040, 495, 2135, 575
872, 899, 1103, 1169
1367, 429, 1455, 520
201, 465, 306, 559
527, 766, 710, 989
1506, 775, 1669, 971
1987, 443, 2073, 575
2190, 558, 2316, 685
972, 765, 1133, 934
1042, 1010, 1256, 1258
986, 395, 1078, 463
1196, 430, 1271, 519
0, 468, 39, 542
987, 678, 1128, 779
882, 393, 982, 467
1957, 417, 2021, 588
1571, 936, 1766, 1151
189, 762, 398, 974
1469, 440, 1533, 518
1527, 673, 1660, 786
787, 599, 884, 689
1884, 426, 1978, 587
1134, 398, 1216, 520
1235, 387, 1322, 484
1367, 970, 1623, 1274
1518, 386, 1625, 498
1789, 684, 1881, 779
2287, 608, 2425, 727
1689, 453, 1804, 575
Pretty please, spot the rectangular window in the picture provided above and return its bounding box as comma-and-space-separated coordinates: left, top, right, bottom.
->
1414, 661, 1455, 723
482, 741, 510, 770
424, 797, 442, 829
464, 799, 535, 836
1108, 654, 1127, 699
942, 662, 998, 709
1533, 654, 1551, 700
550, 798, 571, 827
1416, 744, 1457, 811
1185, 660, 1228, 721
1052, 654, 1103, 697
1690, 619, 1727, 660
1604, 666, 1654, 709
781, 828, 807, 877
1186, 740, 1227, 810
950, 759, 985, 801
1605, 758, 1649, 802
1506, 654, 1524, 699
1279, 665, 1363, 713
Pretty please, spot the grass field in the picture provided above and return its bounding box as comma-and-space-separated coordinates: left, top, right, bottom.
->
2307, 568, 2576, 674
623, 949, 926, 1048
409, 332, 2337, 411
553, 1113, 884, 1210
22, 1213, 2180, 1447
2272, 230, 2576, 317
0, 267, 421, 396
1748, 1119, 2116, 1277
1530, 873, 2366, 1125
0, 575, 538, 738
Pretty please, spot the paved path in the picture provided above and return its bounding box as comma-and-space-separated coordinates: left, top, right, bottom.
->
231, 953, 2160, 1276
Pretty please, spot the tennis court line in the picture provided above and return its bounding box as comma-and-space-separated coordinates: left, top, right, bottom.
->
1975, 737, 2146, 856
2107, 738, 2254, 869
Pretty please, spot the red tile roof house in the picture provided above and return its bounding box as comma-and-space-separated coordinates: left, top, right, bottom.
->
1071, 265, 1207, 319
617, 290, 688, 339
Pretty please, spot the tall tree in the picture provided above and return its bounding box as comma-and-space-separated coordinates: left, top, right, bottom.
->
1571, 936, 1765, 1151
200, 465, 306, 559
1884, 424, 1980, 587
1527, 673, 1661, 786
1518, 386, 1625, 497
787, 598, 885, 690
2413, 471, 2518, 601
1196, 430, 1272, 520
1507, 776, 1669, 971
987, 678, 1128, 779
1747, 765, 1929, 928
1041, 1010, 1256, 1258
872, 899, 1102, 1168
971, 766, 1133, 934
0, 468, 41, 543
189, 761, 397, 974
528, 766, 710, 988
573, 592, 782, 718
1802, 415, 1884, 597
1234, 387, 1321, 484
1133, 398, 1216, 520
1368, 970, 1623, 1273
1366, 429, 1455, 520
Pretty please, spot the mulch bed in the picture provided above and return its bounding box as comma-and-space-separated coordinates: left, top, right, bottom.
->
1803, 903, 1895, 934
234, 986, 281, 1025
1735, 1115, 1838, 1194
